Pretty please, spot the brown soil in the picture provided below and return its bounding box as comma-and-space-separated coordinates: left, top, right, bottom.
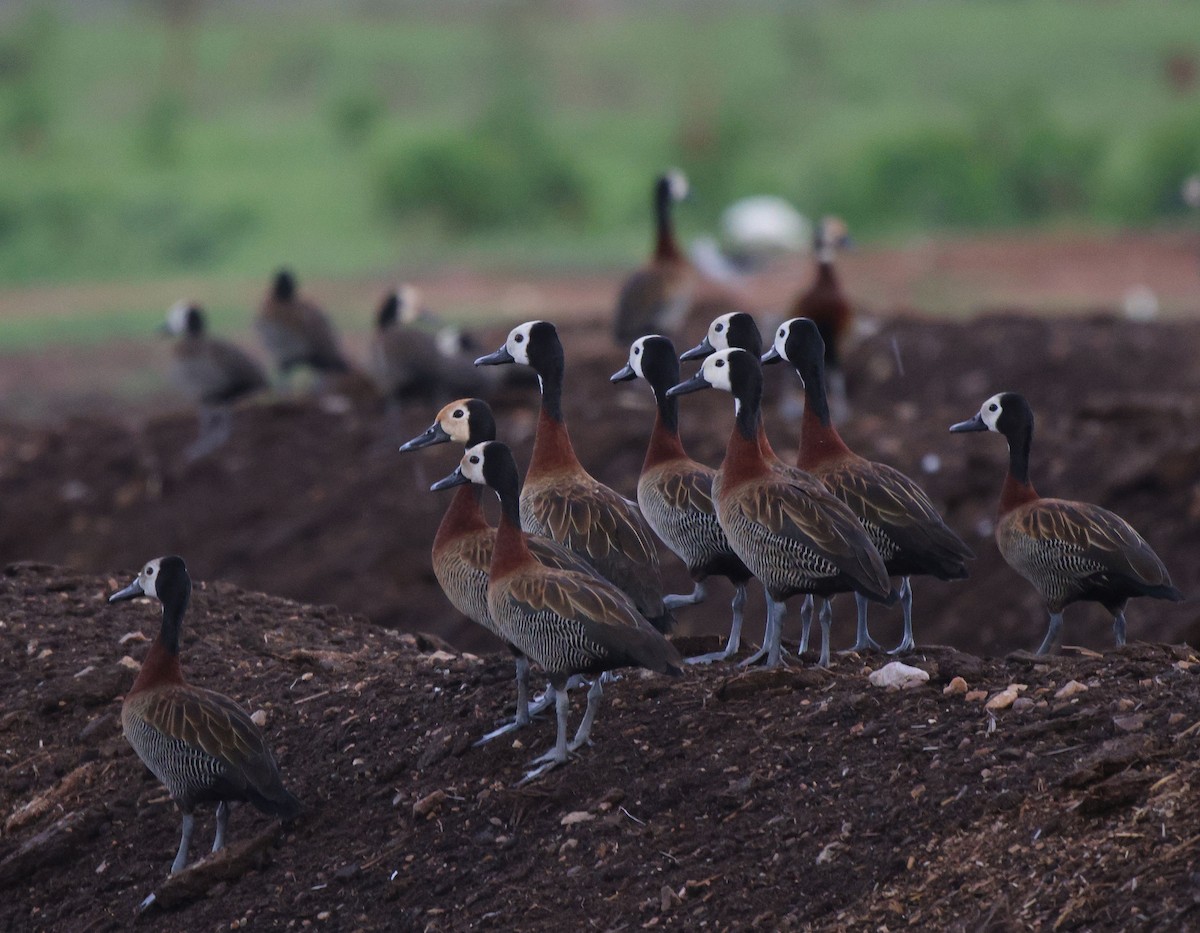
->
4, 561, 1200, 932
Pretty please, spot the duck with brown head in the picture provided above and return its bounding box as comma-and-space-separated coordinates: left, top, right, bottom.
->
613, 170, 696, 344
791, 216, 854, 422
109, 557, 299, 883
763, 317, 973, 655
433, 441, 683, 783
951, 392, 1183, 654
612, 335, 754, 663
476, 320, 675, 634
400, 399, 600, 744
668, 350, 895, 668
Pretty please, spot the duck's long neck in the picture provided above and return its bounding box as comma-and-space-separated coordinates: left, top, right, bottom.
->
654, 189, 682, 262
999, 422, 1039, 515
129, 601, 186, 695
796, 365, 852, 469
434, 484, 491, 549
722, 392, 770, 486
529, 363, 582, 475
489, 475, 534, 579
643, 384, 687, 470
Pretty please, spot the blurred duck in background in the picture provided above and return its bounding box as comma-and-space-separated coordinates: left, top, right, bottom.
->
255, 268, 350, 386
161, 301, 267, 461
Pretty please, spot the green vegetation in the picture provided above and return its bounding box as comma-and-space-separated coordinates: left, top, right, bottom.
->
0, 1, 1199, 288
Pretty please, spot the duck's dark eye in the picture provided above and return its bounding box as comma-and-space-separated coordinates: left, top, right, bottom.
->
715, 323, 724, 333
470, 455, 480, 464
715, 359, 726, 368
988, 404, 998, 412
778, 329, 785, 337
633, 347, 640, 355
514, 333, 524, 343
453, 409, 464, 418
145, 566, 154, 575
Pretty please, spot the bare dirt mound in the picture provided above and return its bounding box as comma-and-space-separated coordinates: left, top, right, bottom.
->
1, 313, 1197, 658
4, 561, 1200, 931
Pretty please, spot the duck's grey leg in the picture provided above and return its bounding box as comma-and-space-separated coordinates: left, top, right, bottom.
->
889, 578, 916, 654
1112, 609, 1127, 647
569, 679, 603, 750
664, 581, 707, 611
687, 583, 745, 664
848, 592, 884, 653
740, 591, 790, 668
818, 598, 834, 668
212, 801, 229, 854
797, 594, 814, 655
1035, 611, 1064, 655
518, 688, 570, 785
170, 812, 195, 875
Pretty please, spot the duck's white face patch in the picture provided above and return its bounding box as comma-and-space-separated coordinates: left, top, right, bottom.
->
139, 558, 163, 600
459, 442, 490, 485
701, 349, 737, 394
772, 320, 795, 360
505, 321, 541, 366
165, 301, 190, 336
706, 313, 738, 351
667, 169, 689, 202
979, 393, 1005, 432
627, 336, 653, 379
397, 284, 422, 325
436, 399, 473, 444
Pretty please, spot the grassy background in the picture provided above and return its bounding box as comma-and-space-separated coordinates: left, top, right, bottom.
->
1, 1, 1199, 289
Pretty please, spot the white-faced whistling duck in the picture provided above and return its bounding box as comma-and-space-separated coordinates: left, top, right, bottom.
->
475, 320, 674, 633
763, 317, 973, 654
370, 286, 495, 408
400, 398, 601, 744
791, 216, 853, 422
161, 302, 268, 461
109, 557, 299, 879
255, 268, 349, 382
668, 349, 895, 668
432, 441, 683, 783
612, 335, 755, 663
951, 393, 1183, 654
613, 170, 695, 344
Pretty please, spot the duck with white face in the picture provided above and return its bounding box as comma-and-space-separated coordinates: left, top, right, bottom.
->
161, 301, 268, 462
431, 440, 682, 783
668, 349, 895, 668
951, 392, 1183, 654
611, 335, 756, 664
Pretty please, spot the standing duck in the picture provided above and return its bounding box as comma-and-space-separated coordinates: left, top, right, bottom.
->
255, 268, 349, 381
763, 317, 972, 653
668, 350, 894, 667
476, 320, 674, 633
161, 302, 267, 461
613, 170, 696, 344
109, 557, 300, 877
400, 399, 601, 743
951, 393, 1183, 653
611, 335, 754, 663
370, 286, 494, 407
791, 216, 853, 421
432, 441, 682, 782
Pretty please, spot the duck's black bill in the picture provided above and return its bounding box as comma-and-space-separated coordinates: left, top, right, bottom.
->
949, 414, 987, 433
400, 422, 451, 452
109, 579, 145, 603
474, 346, 514, 366
679, 336, 715, 362
666, 374, 711, 398
431, 468, 471, 491
761, 346, 782, 365
610, 363, 636, 383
